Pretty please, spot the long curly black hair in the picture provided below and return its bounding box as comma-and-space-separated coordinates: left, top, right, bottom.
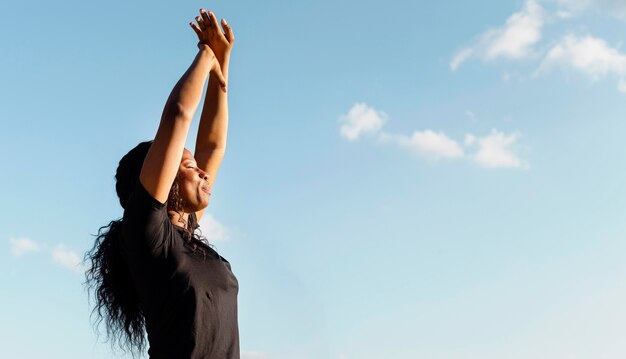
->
84, 141, 208, 356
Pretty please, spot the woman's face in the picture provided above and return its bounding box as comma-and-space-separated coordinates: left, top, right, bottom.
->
175, 149, 211, 212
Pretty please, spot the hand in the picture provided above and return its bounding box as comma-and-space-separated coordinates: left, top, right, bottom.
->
190, 9, 234, 63
197, 43, 227, 92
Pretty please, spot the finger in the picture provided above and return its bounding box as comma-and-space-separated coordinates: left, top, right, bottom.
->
195, 16, 206, 30
222, 18, 235, 43
200, 9, 212, 29
189, 22, 202, 38
208, 11, 221, 32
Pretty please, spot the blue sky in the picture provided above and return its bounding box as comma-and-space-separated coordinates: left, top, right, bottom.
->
3, 0, 626, 357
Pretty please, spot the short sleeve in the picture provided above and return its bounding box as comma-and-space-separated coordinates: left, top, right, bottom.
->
121, 180, 171, 256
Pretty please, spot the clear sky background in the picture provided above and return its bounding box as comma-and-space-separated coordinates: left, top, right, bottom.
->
3, 0, 626, 358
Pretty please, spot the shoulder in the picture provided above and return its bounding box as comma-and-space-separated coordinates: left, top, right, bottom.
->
121, 181, 173, 255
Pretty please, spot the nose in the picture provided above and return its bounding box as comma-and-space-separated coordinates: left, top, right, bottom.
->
198, 168, 209, 180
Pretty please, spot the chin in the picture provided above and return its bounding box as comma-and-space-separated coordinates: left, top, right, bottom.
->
196, 199, 211, 211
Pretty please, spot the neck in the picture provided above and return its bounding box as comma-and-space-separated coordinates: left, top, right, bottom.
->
168, 210, 190, 229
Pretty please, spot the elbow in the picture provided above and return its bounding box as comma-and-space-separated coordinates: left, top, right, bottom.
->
163, 102, 195, 123
196, 143, 226, 158
213, 144, 227, 154
197, 136, 227, 153
199, 143, 226, 154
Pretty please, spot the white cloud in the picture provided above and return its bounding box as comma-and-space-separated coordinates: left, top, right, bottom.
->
450, 48, 474, 71
469, 129, 529, 169
379, 130, 465, 160
52, 244, 84, 273
338, 104, 528, 169
451, 0, 545, 70
241, 351, 270, 359
555, 10, 575, 18
10, 238, 87, 274
552, 0, 626, 19
338, 102, 387, 141
536, 34, 626, 81
450, 0, 626, 92
198, 213, 230, 243
9, 237, 41, 256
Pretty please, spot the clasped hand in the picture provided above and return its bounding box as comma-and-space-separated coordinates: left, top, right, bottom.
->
190, 9, 234, 62
188, 9, 233, 92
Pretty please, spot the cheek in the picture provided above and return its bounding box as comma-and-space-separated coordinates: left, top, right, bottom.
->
180, 175, 199, 196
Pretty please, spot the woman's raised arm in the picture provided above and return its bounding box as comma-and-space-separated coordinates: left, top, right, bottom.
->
139, 43, 227, 204
189, 9, 234, 221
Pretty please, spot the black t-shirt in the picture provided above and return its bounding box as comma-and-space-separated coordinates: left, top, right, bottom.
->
120, 181, 239, 359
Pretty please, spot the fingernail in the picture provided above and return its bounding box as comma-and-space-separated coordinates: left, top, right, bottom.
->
223, 19, 228, 25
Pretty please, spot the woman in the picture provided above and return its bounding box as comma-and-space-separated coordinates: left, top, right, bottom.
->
85, 9, 239, 359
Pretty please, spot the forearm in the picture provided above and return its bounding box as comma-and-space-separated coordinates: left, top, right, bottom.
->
163, 46, 216, 121
196, 55, 230, 152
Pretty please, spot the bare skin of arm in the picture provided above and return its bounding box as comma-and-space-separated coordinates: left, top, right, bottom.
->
190, 9, 235, 221
140, 43, 226, 204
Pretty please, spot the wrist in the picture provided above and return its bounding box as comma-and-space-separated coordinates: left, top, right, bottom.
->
217, 52, 231, 65
197, 43, 213, 54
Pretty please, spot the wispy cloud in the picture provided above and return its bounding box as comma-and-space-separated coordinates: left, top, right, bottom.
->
52, 244, 85, 273
452, 0, 626, 93
9, 237, 41, 256
338, 102, 388, 141
338, 103, 528, 169
10, 237, 85, 274
535, 34, 626, 89
553, 0, 626, 20
198, 213, 230, 243
378, 131, 465, 160
451, 0, 545, 70
450, 48, 474, 71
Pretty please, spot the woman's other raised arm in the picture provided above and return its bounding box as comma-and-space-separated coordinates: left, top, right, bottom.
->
189, 9, 234, 221
140, 43, 227, 204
